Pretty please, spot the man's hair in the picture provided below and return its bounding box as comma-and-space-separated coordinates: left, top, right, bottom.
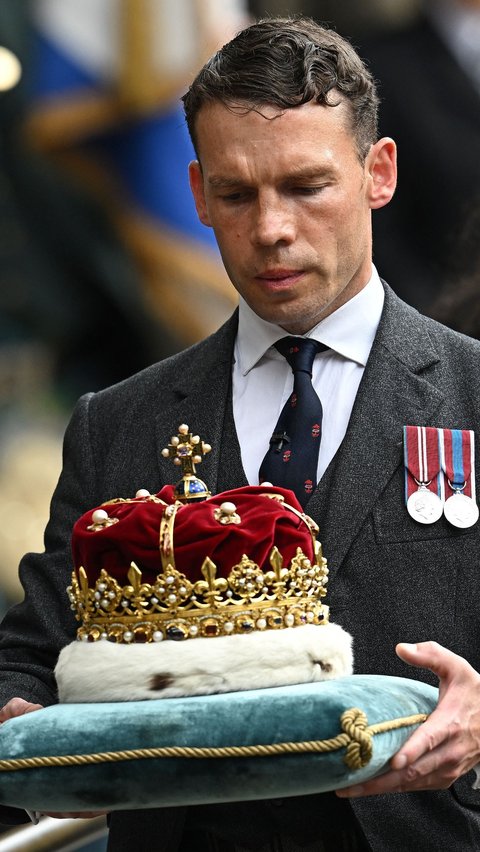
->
182, 17, 379, 162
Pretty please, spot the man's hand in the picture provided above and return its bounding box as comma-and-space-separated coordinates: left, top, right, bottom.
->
0, 697, 43, 722
336, 641, 480, 798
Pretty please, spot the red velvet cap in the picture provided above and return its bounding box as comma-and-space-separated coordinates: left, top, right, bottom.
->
72, 484, 317, 586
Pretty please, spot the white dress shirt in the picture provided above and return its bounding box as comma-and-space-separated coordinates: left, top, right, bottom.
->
232, 268, 385, 485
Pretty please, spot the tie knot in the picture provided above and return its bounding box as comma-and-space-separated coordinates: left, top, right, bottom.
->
275, 336, 326, 375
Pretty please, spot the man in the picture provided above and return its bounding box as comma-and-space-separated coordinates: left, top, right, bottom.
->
1, 15, 480, 852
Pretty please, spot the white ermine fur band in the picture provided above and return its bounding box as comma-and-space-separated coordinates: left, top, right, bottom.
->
55, 623, 353, 702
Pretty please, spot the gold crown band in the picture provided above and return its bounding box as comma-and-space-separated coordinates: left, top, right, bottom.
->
68, 545, 329, 644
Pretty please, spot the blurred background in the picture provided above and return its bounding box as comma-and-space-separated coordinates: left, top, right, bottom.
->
0, 0, 479, 609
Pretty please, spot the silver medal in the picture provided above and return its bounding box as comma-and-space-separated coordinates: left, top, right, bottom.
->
407, 487, 443, 525
443, 492, 479, 529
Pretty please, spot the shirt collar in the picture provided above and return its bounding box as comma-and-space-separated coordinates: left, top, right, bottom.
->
236, 267, 385, 376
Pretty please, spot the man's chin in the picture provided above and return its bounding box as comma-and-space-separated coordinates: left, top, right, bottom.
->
255, 302, 328, 335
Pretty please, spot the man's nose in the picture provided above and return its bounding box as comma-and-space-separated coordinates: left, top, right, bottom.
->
251, 197, 295, 246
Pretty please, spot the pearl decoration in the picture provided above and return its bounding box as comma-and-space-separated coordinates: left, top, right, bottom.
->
284, 613, 295, 627
256, 618, 267, 630
136, 488, 151, 498
153, 631, 163, 642
189, 625, 199, 636
178, 424, 189, 435
92, 509, 109, 524
168, 594, 177, 604
124, 631, 133, 642
224, 622, 234, 634
220, 501, 237, 515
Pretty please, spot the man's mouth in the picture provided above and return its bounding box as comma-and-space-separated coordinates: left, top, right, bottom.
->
255, 269, 304, 286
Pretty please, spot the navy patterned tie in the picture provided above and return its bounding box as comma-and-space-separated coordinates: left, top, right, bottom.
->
259, 337, 327, 508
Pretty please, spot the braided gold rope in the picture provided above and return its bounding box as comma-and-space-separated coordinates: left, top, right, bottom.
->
0, 710, 428, 773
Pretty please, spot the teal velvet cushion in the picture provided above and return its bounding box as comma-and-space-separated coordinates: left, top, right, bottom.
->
0, 675, 437, 813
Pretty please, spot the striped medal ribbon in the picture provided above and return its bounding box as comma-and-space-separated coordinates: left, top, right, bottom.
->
403, 426, 444, 525
439, 428, 479, 529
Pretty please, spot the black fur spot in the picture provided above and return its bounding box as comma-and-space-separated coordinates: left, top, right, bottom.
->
314, 660, 332, 673
149, 673, 174, 691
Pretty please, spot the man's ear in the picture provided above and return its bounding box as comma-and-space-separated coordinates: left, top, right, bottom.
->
188, 160, 211, 226
366, 137, 397, 210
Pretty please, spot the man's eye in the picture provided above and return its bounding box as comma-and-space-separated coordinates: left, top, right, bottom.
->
293, 185, 325, 196
220, 191, 248, 202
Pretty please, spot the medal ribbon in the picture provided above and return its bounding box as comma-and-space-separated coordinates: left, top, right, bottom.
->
403, 426, 443, 505
439, 428, 476, 501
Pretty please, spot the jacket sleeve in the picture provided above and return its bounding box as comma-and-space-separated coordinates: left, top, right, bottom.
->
0, 393, 98, 708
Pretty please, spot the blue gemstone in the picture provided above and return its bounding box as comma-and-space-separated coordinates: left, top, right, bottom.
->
166, 625, 187, 641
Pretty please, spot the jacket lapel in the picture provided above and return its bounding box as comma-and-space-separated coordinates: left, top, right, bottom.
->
307, 286, 445, 578
154, 313, 240, 496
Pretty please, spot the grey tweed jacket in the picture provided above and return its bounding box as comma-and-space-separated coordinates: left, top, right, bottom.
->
1, 283, 480, 849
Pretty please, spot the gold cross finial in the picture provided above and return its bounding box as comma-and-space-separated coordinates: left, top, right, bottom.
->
161, 424, 212, 502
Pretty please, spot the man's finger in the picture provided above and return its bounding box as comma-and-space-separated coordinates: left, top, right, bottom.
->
396, 641, 472, 682
0, 698, 43, 722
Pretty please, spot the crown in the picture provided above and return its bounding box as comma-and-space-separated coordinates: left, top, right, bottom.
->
67, 424, 330, 645
58, 424, 353, 702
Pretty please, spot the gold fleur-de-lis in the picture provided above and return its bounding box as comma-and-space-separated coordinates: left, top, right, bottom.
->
194, 557, 228, 606
264, 546, 289, 598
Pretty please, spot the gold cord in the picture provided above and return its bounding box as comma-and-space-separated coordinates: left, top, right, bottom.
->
0, 710, 427, 773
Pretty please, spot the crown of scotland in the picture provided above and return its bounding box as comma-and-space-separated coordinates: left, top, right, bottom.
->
68, 425, 330, 645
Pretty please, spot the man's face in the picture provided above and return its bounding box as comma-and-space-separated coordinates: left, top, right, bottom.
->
189, 100, 396, 334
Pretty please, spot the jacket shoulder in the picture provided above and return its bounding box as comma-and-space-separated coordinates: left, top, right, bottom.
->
86, 312, 238, 413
